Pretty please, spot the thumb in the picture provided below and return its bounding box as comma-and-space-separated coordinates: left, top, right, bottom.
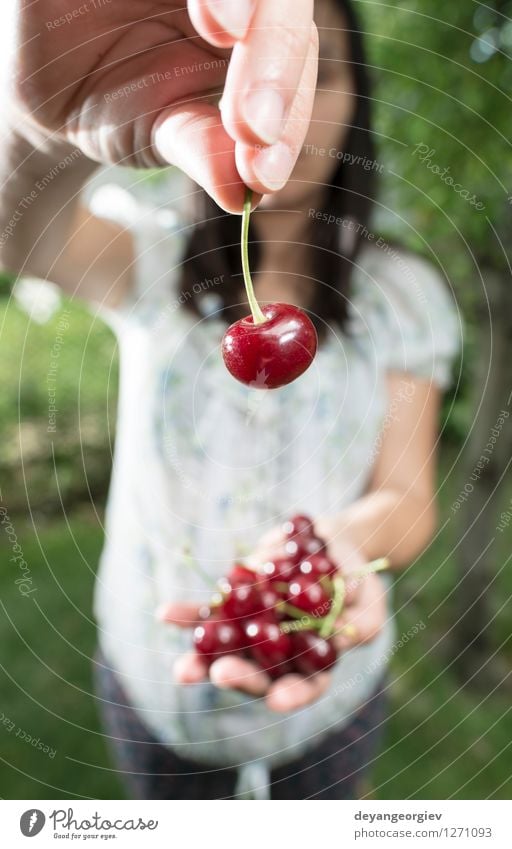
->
153, 101, 260, 213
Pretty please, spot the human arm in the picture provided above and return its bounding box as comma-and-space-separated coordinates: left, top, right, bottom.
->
316, 372, 440, 569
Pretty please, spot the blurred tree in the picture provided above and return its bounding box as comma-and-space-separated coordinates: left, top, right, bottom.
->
361, 0, 512, 684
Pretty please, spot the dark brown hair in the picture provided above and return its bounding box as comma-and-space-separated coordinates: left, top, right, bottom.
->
178, 0, 378, 338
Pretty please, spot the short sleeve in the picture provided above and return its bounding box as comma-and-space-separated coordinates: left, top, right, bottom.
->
351, 242, 462, 389
80, 166, 189, 324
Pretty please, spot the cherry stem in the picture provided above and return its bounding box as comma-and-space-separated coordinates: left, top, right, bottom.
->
281, 601, 320, 622
241, 188, 266, 325
319, 575, 346, 639
280, 616, 324, 634
348, 557, 390, 582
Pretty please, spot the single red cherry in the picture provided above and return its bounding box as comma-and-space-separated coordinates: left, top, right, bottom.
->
291, 631, 338, 675
283, 514, 315, 539
226, 563, 257, 586
258, 557, 298, 582
222, 303, 317, 390
299, 552, 337, 579
259, 583, 286, 617
284, 535, 325, 564
194, 619, 246, 662
222, 188, 318, 389
222, 189, 317, 389
287, 574, 332, 616
221, 581, 262, 620
244, 617, 293, 678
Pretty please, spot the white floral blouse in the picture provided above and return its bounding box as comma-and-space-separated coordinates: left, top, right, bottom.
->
83, 168, 460, 796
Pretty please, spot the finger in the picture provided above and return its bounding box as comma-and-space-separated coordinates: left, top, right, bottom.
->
248, 541, 286, 568
313, 531, 367, 605
209, 655, 271, 695
266, 672, 331, 713
246, 527, 287, 569
333, 622, 361, 652
152, 101, 261, 213
188, 0, 256, 46
156, 601, 205, 627
221, 0, 316, 148
340, 570, 362, 607
174, 651, 209, 684
257, 524, 286, 550
333, 575, 388, 651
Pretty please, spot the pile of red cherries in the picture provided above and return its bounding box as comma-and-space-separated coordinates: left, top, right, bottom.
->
193, 515, 347, 680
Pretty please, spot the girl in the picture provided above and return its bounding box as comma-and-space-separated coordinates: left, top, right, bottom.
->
1, 0, 459, 798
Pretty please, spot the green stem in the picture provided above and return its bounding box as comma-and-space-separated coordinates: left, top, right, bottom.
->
349, 557, 390, 581
319, 575, 346, 639
282, 602, 321, 622
241, 188, 266, 324
280, 618, 323, 635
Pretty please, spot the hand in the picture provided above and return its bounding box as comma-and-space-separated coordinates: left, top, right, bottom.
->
250, 521, 388, 648
12, 0, 318, 211
157, 535, 388, 713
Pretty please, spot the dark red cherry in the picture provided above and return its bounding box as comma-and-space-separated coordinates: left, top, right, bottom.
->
284, 536, 325, 564
260, 583, 286, 617
258, 557, 298, 582
221, 303, 318, 390
302, 536, 326, 556
287, 574, 332, 616
291, 631, 338, 675
283, 514, 314, 539
282, 539, 305, 564
299, 552, 337, 579
194, 619, 246, 662
221, 582, 262, 620
244, 617, 293, 678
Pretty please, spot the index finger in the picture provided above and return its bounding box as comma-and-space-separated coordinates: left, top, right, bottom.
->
333, 574, 388, 651
155, 602, 205, 627
266, 671, 331, 712
220, 0, 316, 147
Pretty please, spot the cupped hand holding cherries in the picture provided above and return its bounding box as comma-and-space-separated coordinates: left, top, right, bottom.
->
158, 515, 390, 713
221, 189, 318, 389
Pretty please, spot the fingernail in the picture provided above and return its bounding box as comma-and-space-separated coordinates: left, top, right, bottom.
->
253, 142, 295, 191
243, 88, 286, 145
209, 0, 254, 40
